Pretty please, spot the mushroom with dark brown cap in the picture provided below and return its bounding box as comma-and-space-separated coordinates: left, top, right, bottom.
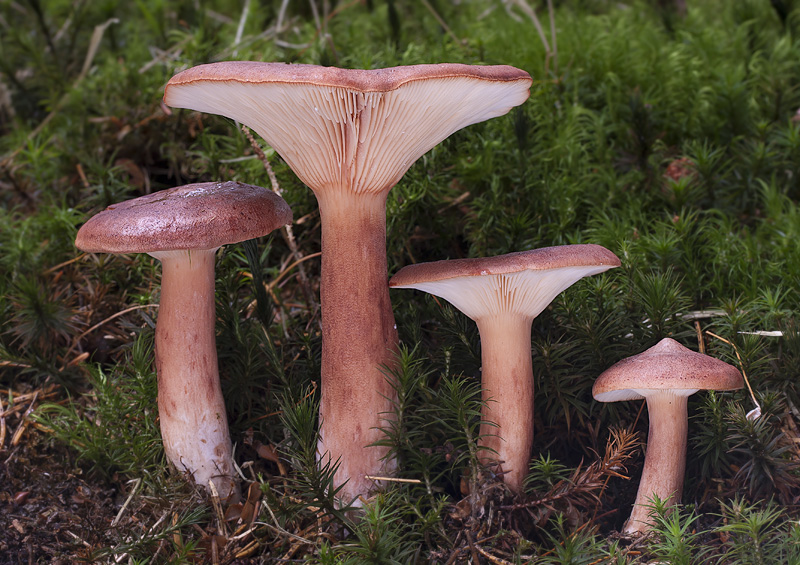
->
592, 337, 743, 534
75, 181, 292, 501
164, 61, 533, 502
389, 244, 620, 491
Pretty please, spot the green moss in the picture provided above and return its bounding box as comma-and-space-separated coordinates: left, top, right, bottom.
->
2, 0, 800, 560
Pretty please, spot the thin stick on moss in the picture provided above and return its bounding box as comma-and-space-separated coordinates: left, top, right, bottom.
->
64, 303, 159, 365
706, 331, 760, 413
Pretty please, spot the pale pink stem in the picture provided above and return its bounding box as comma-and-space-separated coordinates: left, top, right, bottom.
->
476, 315, 535, 492
315, 189, 398, 503
152, 249, 238, 501
624, 391, 688, 534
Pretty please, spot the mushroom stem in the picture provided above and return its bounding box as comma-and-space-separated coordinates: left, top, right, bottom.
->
315, 189, 398, 502
625, 391, 689, 534
476, 315, 534, 492
152, 249, 238, 501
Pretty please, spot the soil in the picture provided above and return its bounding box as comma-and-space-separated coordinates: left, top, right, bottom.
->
0, 429, 119, 564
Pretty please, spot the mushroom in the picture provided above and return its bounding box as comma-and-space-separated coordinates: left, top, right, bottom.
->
389, 244, 620, 491
592, 337, 743, 534
75, 181, 292, 501
164, 62, 532, 502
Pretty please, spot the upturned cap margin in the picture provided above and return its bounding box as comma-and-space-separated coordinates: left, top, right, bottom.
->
389, 244, 621, 287
165, 62, 533, 97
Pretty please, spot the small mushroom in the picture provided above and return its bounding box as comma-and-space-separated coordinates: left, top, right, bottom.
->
592, 338, 743, 534
389, 244, 620, 491
75, 181, 292, 501
164, 62, 533, 502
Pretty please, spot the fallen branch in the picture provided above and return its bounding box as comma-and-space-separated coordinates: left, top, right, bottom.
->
500, 427, 639, 513
242, 126, 319, 319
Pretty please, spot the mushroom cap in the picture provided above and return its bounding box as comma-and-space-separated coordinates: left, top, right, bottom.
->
165, 61, 530, 92
592, 338, 744, 402
388, 244, 620, 321
75, 181, 292, 254
163, 62, 532, 194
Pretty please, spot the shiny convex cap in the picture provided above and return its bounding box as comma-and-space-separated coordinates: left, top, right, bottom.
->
75, 181, 292, 253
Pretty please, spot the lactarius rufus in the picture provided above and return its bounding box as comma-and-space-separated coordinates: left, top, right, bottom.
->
592, 338, 743, 534
75, 181, 292, 501
390, 244, 620, 491
164, 62, 532, 502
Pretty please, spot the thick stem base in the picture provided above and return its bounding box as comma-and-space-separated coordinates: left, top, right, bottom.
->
623, 392, 689, 534
154, 249, 238, 501
315, 189, 399, 503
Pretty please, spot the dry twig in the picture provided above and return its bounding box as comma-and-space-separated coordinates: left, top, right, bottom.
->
706, 331, 760, 414
63, 302, 159, 366
500, 427, 639, 515
208, 480, 230, 538
111, 478, 142, 527
242, 126, 320, 320
10, 391, 39, 447
0, 398, 6, 450
420, 0, 464, 46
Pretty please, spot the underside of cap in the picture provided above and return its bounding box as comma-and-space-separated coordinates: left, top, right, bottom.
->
164, 62, 532, 195
389, 245, 620, 321
592, 338, 744, 400
593, 387, 700, 402
75, 181, 292, 254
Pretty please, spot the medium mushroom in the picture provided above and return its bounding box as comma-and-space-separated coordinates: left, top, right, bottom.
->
164, 62, 532, 502
75, 181, 292, 501
592, 338, 743, 534
389, 244, 620, 491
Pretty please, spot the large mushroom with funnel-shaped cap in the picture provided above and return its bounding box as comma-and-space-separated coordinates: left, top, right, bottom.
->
164, 61, 532, 502
390, 244, 620, 491
593, 337, 743, 534
76, 181, 292, 501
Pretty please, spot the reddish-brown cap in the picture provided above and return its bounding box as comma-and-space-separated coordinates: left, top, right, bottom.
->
593, 338, 744, 402
163, 62, 532, 194
390, 245, 620, 285
389, 245, 620, 321
165, 61, 532, 93
75, 181, 292, 254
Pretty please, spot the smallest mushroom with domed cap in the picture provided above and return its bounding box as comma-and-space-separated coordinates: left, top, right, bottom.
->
592, 337, 743, 535
76, 181, 292, 502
